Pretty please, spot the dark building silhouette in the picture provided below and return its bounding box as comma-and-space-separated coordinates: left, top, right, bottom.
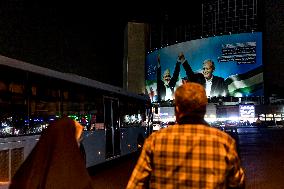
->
0, 0, 283, 98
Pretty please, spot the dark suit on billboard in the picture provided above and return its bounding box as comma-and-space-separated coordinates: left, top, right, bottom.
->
157, 62, 181, 101
182, 60, 228, 97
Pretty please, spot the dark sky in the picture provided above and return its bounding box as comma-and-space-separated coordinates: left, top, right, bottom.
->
0, 1, 202, 86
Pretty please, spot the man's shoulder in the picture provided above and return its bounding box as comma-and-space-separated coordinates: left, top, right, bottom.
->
195, 72, 204, 77
184, 124, 236, 141
149, 124, 183, 137
152, 123, 224, 135
149, 124, 233, 136
194, 73, 205, 82
206, 126, 237, 144
146, 124, 236, 148
213, 75, 225, 81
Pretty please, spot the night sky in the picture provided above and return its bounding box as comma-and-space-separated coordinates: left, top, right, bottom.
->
0, 1, 202, 87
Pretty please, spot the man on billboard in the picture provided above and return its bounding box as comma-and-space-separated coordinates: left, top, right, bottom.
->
157, 55, 181, 101
178, 52, 229, 97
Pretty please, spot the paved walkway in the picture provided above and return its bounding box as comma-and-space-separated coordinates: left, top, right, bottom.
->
238, 128, 284, 189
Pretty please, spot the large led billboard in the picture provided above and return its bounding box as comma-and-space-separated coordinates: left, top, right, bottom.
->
145, 32, 263, 102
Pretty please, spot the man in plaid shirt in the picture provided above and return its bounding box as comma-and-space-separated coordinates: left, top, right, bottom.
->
126, 82, 245, 189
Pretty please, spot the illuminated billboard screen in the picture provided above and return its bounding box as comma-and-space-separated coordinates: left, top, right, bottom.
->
159, 107, 175, 123
239, 104, 255, 118
145, 32, 263, 102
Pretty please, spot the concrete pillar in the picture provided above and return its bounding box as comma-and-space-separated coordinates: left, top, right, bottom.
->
123, 22, 149, 94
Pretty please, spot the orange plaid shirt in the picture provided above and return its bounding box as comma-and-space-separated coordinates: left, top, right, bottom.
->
127, 123, 245, 189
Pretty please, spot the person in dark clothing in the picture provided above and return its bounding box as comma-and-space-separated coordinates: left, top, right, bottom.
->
9, 117, 95, 189
178, 52, 229, 97
156, 54, 181, 101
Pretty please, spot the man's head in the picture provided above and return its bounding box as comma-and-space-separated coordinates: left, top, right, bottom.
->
174, 82, 207, 122
202, 59, 215, 80
163, 69, 171, 85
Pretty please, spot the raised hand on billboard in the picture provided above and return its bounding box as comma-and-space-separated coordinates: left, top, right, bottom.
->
157, 54, 161, 68
178, 52, 185, 63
